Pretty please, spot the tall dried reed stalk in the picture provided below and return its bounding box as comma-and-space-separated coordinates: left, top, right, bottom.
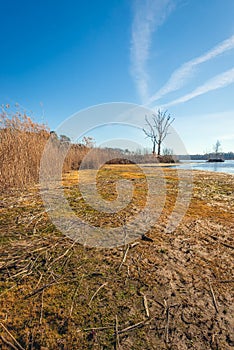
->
0, 109, 49, 192
0, 108, 90, 193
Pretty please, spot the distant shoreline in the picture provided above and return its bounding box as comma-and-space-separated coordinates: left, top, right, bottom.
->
141, 160, 234, 175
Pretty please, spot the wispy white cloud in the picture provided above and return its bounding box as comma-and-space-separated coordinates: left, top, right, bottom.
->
131, 0, 175, 103
159, 67, 234, 108
148, 34, 234, 104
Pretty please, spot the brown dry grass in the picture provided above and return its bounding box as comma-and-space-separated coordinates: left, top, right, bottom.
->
0, 110, 49, 192
0, 165, 233, 349
0, 110, 88, 193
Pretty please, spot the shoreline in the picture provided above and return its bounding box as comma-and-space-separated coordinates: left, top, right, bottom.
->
141, 161, 234, 176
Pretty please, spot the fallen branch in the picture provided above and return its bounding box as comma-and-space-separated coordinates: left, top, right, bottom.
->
83, 316, 155, 335
1, 335, 18, 350
209, 235, 234, 249
209, 281, 219, 313
154, 299, 165, 309
25, 277, 77, 299
70, 275, 84, 316
8, 269, 29, 280
118, 245, 129, 270
118, 317, 153, 334
40, 290, 44, 324
217, 280, 234, 283
143, 294, 150, 318
25, 281, 60, 299
220, 242, 234, 249
181, 310, 194, 325
0, 322, 25, 350
83, 325, 114, 331
47, 241, 77, 270
115, 315, 121, 350
0, 283, 17, 297
34, 272, 43, 290
164, 300, 170, 343
88, 282, 108, 307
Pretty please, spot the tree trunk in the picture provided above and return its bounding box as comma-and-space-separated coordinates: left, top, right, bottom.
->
152, 142, 156, 155
157, 142, 161, 156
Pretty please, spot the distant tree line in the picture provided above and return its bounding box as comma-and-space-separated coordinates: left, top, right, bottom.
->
179, 152, 234, 160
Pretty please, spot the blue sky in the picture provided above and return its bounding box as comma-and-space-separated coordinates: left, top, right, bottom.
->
1, 0, 234, 154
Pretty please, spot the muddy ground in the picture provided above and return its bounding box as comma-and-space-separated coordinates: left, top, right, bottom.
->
0, 166, 233, 349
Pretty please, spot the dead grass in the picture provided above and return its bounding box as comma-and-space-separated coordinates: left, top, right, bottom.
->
0, 109, 88, 193
0, 166, 233, 349
0, 110, 49, 192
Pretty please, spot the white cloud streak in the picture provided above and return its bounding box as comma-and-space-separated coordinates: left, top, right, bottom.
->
131, 0, 175, 103
148, 34, 234, 104
160, 67, 234, 108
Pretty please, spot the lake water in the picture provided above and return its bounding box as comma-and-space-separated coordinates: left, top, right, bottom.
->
176, 159, 234, 175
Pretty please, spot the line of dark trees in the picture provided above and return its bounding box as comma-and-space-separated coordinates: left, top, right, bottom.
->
178, 152, 234, 160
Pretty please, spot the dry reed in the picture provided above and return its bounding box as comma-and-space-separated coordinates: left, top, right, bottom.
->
0, 107, 176, 193
0, 108, 49, 192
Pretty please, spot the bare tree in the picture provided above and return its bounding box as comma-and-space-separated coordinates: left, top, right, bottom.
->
213, 140, 221, 158
163, 147, 173, 156
143, 110, 175, 156
82, 136, 95, 148
59, 134, 71, 143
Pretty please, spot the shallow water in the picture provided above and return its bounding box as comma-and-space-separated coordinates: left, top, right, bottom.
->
176, 159, 234, 175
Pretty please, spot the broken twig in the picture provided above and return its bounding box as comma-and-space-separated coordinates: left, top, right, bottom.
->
88, 282, 108, 306
115, 315, 121, 349
143, 294, 150, 318
118, 245, 129, 270
1, 335, 18, 350
118, 317, 153, 334
0, 322, 25, 350
209, 281, 219, 313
